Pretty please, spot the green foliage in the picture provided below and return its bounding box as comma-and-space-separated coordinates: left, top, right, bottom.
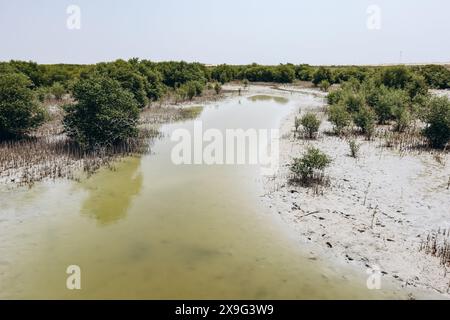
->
240, 65, 275, 82
348, 140, 360, 158
295, 64, 314, 81
373, 87, 409, 124
211, 64, 236, 84
300, 112, 321, 139
417, 65, 450, 89
193, 81, 205, 96
94, 60, 149, 108
360, 78, 380, 107
63, 75, 140, 149
177, 80, 204, 101
0, 60, 441, 94
0, 62, 18, 74
156, 61, 208, 88
2, 59, 448, 151
214, 82, 222, 95
341, 77, 363, 91
236, 64, 295, 83
50, 82, 66, 100
274, 64, 296, 83
294, 116, 301, 134
185, 83, 197, 101
326, 82, 366, 113
134, 60, 165, 101
405, 74, 428, 98
353, 106, 377, 139
327, 89, 343, 105
312, 67, 333, 86
333, 66, 369, 83
380, 66, 429, 98
326, 70, 427, 136
323, 65, 448, 144
8, 60, 45, 87
423, 96, 450, 149
179, 106, 204, 120
35, 86, 50, 103
342, 92, 366, 113
381, 66, 412, 90
411, 93, 431, 122
393, 106, 412, 132
328, 104, 351, 134
291, 147, 332, 182
319, 80, 331, 92
40, 64, 83, 88
0, 73, 45, 138
2, 61, 89, 88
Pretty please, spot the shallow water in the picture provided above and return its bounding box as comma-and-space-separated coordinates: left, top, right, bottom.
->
0, 94, 388, 299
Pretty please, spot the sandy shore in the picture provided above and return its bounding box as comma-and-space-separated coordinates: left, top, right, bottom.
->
260, 86, 450, 298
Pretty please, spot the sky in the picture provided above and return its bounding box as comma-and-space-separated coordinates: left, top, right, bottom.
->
0, 0, 449, 65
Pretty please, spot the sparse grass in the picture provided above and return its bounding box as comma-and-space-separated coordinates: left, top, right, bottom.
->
420, 228, 450, 268
434, 152, 446, 166
381, 128, 443, 155
294, 116, 301, 137
157, 85, 225, 107
140, 103, 206, 124
0, 128, 159, 187
178, 106, 204, 120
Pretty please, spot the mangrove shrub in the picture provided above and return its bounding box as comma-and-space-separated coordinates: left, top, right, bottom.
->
63, 75, 140, 149
0, 73, 45, 138
423, 96, 450, 149
328, 104, 351, 134
291, 147, 332, 182
300, 112, 321, 139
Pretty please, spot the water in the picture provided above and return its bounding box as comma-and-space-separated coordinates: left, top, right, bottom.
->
0, 93, 386, 299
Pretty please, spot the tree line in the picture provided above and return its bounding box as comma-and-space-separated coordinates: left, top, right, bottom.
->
326, 66, 450, 148
1, 59, 449, 150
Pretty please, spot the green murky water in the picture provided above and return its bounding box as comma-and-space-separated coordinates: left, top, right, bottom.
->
0, 94, 388, 299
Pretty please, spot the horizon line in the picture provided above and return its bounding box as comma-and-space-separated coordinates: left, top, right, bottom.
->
1, 59, 449, 67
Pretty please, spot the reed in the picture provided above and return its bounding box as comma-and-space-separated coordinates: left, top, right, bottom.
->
0, 100, 205, 187
0, 128, 159, 187
420, 228, 450, 268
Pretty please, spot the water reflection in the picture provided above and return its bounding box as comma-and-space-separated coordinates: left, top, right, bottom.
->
248, 95, 289, 104
80, 157, 143, 225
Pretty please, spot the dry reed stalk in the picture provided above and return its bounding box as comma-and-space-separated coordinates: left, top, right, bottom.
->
420, 228, 450, 268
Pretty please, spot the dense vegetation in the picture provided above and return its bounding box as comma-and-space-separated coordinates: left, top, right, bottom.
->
325, 65, 450, 148
1, 59, 449, 149
0, 72, 45, 138
63, 75, 140, 149
0, 59, 214, 149
423, 96, 450, 148
1, 60, 449, 92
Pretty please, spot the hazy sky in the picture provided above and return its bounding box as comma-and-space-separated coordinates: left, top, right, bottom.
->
1, 0, 449, 65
